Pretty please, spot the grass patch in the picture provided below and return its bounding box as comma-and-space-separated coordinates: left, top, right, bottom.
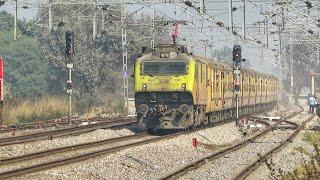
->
2, 96, 68, 125
279, 132, 320, 179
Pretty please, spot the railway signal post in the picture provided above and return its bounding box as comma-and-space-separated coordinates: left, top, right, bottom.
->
66, 31, 74, 124
233, 45, 244, 126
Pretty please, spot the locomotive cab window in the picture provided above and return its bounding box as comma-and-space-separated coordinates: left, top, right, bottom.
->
142, 61, 187, 75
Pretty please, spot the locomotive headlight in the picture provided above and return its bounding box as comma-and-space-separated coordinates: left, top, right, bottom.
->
179, 104, 190, 114
142, 83, 147, 91
160, 53, 169, 58
181, 83, 186, 91
138, 104, 149, 114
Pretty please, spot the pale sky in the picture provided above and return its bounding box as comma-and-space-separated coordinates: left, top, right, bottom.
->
0, 0, 281, 76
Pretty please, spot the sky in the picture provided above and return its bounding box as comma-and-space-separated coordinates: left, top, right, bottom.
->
0, 0, 42, 20
0, 0, 282, 76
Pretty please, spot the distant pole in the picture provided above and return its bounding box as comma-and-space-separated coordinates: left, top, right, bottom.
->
68, 64, 72, 124
265, 16, 269, 48
242, 0, 245, 39
48, 0, 53, 33
289, 37, 293, 95
101, 8, 105, 32
92, 0, 97, 39
121, 4, 128, 113
228, 0, 233, 32
13, 0, 17, 40
317, 29, 320, 65
150, 1, 155, 50
311, 76, 315, 96
200, 0, 204, 14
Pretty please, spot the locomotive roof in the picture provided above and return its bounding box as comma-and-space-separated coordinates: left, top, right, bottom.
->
192, 55, 276, 80
138, 51, 277, 80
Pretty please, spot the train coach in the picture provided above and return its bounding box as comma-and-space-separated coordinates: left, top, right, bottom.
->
134, 44, 278, 131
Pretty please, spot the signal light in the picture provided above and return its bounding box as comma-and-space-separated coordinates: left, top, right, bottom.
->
234, 83, 240, 92
0, 0, 6, 7
233, 45, 242, 62
67, 80, 72, 90
305, 0, 312, 9
65, 31, 74, 58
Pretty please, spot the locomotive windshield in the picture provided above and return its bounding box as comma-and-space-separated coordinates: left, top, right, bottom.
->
142, 61, 187, 75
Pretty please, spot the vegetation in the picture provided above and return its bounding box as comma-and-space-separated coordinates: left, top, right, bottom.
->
3, 96, 68, 125
0, 12, 48, 97
0, 3, 171, 124
265, 132, 320, 179
0, 4, 243, 124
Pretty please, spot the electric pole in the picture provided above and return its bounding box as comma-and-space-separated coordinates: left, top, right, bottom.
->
150, 1, 155, 50
121, 4, 128, 113
92, 0, 97, 39
48, 0, 53, 33
317, 28, 320, 65
200, 0, 204, 14
265, 16, 269, 48
289, 36, 294, 96
13, 0, 17, 40
101, 8, 105, 33
228, 0, 233, 32
242, 0, 246, 39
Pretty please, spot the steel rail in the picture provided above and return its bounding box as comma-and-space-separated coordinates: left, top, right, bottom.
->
232, 114, 316, 180
156, 108, 302, 180
0, 130, 189, 179
0, 105, 284, 178
0, 132, 148, 165
0, 116, 79, 133
0, 117, 136, 146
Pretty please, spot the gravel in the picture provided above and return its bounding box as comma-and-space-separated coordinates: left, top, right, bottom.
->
178, 130, 294, 180
4, 104, 292, 179
13, 121, 245, 180
247, 117, 318, 180
0, 128, 135, 159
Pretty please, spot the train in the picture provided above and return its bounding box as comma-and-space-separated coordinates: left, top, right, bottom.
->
134, 44, 278, 131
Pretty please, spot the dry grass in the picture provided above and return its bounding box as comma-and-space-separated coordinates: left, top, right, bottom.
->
267, 132, 320, 180
2, 97, 68, 125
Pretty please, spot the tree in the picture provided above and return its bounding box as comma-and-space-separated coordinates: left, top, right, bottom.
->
0, 11, 48, 97
36, 3, 170, 108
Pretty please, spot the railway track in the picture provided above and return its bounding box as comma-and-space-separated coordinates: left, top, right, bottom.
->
0, 128, 198, 178
233, 114, 316, 180
0, 116, 79, 133
156, 108, 303, 180
0, 117, 135, 146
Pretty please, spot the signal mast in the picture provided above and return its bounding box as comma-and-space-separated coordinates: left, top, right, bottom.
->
65, 31, 74, 124
233, 45, 245, 125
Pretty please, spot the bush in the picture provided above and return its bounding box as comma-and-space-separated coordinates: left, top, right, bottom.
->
2, 96, 68, 125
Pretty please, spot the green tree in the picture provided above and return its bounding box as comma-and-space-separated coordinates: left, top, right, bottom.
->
36, 3, 170, 108
0, 11, 48, 97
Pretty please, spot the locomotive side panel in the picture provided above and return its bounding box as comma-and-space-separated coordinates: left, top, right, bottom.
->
193, 61, 208, 105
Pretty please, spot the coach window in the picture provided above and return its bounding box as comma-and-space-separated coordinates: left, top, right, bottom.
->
216, 73, 219, 95
200, 64, 203, 83
204, 65, 207, 83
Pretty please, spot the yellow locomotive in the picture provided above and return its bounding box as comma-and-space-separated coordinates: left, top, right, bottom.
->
134, 44, 278, 131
